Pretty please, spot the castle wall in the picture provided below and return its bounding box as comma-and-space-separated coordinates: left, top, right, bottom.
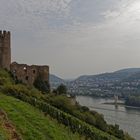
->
10, 62, 49, 86
0, 31, 11, 70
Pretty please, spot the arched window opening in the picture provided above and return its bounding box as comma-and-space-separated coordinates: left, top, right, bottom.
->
25, 76, 29, 80
33, 70, 36, 74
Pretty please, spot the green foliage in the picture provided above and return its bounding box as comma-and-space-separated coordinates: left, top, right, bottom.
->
0, 69, 13, 86
0, 93, 83, 140
2, 84, 45, 100
80, 106, 90, 112
94, 112, 107, 131
47, 95, 108, 132
1, 82, 125, 140
83, 112, 96, 126
48, 95, 77, 114
2, 91, 119, 140
0, 122, 10, 140
125, 96, 140, 107
0, 69, 134, 140
33, 76, 50, 94
108, 124, 124, 139
56, 84, 67, 95
124, 133, 135, 140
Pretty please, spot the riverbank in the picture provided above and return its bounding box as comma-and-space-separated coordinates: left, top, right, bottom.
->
76, 95, 140, 140
103, 102, 124, 105
103, 102, 140, 109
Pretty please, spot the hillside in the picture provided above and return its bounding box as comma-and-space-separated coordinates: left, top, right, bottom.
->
115, 68, 140, 74
121, 71, 140, 82
0, 93, 83, 140
50, 68, 140, 96
72, 68, 140, 84
0, 69, 134, 140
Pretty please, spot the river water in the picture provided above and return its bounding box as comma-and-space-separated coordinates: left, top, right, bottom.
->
76, 96, 140, 140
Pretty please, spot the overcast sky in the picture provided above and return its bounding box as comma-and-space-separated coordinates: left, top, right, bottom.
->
1, 0, 140, 79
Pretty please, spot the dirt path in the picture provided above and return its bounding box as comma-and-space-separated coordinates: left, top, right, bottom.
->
0, 109, 22, 140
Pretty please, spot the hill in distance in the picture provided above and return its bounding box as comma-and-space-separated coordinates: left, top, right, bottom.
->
76, 68, 140, 81
50, 68, 140, 95
50, 74, 66, 89
115, 68, 140, 74
50, 68, 140, 85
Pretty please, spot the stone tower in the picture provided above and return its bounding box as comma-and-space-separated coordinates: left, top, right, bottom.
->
0, 30, 11, 70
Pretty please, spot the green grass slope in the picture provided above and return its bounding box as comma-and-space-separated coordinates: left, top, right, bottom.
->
0, 93, 83, 140
0, 69, 134, 140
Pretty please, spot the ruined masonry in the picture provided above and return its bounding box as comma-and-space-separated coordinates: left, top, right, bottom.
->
0, 31, 11, 70
0, 30, 49, 86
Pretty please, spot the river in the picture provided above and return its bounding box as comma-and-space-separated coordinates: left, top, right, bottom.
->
76, 96, 140, 140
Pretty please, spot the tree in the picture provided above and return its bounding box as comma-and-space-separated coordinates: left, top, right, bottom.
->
56, 84, 67, 95
33, 76, 50, 93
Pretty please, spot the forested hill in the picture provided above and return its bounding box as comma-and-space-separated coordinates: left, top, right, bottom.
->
50, 68, 140, 87
50, 68, 140, 96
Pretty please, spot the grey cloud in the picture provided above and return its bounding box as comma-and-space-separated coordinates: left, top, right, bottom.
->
1, 0, 140, 78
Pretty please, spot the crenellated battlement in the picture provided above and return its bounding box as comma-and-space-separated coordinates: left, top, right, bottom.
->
0, 30, 11, 70
0, 30, 10, 39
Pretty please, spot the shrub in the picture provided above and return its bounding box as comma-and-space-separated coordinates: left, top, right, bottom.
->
56, 84, 67, 95
48, 95, 76, 114
80, 106, 90, 112
33, 76, 50, 94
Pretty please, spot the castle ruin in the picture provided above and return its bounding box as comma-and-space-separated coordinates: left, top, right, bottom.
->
10, 62, 49, 86
0, 31, 11, 70
0, 30, 49, 86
